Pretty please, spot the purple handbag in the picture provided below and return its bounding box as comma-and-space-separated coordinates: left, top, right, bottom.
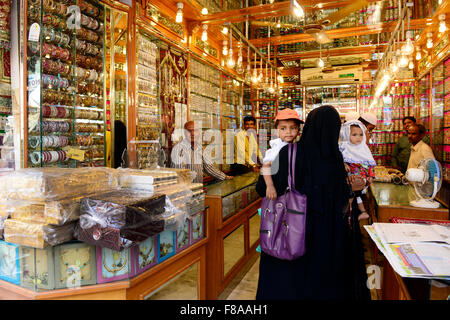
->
260, 143, 307, 260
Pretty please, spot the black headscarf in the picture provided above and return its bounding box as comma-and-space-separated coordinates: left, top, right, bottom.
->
295, 105, 349, 214
256, 105, 350, 215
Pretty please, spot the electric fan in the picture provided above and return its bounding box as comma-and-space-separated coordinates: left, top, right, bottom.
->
405, 158, 443, 208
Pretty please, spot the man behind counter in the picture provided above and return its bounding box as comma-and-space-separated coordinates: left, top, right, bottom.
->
391, 116, 430, 173
407, 123, 435, 170
171, 121, 233, 183
231, 116, 263, 175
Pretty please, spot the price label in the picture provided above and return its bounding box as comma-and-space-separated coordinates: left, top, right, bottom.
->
63, 147, 85, 161
28, 23, 40, 42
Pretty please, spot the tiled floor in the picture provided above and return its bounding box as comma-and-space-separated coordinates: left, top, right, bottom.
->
144, 220, 383, 300
219, 221, 384, 300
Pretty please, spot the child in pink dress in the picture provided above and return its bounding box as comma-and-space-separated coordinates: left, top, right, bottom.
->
339, 120, 376, 221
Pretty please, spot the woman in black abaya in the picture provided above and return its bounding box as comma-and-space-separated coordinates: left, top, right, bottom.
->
255, 105, 370, 300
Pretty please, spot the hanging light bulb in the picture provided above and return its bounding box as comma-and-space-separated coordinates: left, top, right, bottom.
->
236, 41, 244, 74
439, 14, 447, 33
245, 45, 251, 83
426, 32, 433, 49
227, 30, 235, 68
292, 2, 304, 18
277, 75, 284, 83
258, 56, 263, 81
222, 26, 228, 35
415, 46, 422, 60
175, 2, 183, 23
201, 7, 208, 15
201, 24, 208, 42
409, 60, 414, 69
317, 58, 325, 68
252, 52, 258, 83
268, 67, 274, 93
402, 31, 414, 55
399, 55, 409, 68
222, 40, 228, 56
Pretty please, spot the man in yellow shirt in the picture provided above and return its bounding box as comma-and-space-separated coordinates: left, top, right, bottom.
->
407, 124, 435, 170
231, 116, 263, 175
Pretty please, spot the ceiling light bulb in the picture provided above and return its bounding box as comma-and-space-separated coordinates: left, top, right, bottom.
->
222, 40, 228, 55
409, 61, 414, 69
222, 26, 228, 35
416, 49, 422, 60
227, 56, 235, 68
201, 8, 208, 15
438, 15, 447, 34
399, 55, 409, 68
293, 6, 304, 18
426, 32, 433, 48
276, 22, 281, 28
202, 24, 208, 42
176, 2, 183, 23
402, 31, 414, 55
176, 11, 182, 23
318, 58, 325, 68
277, 75, 284, 83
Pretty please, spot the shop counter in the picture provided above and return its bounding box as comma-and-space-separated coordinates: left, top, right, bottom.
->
204, 172, 261, 299
0, 210, 208, 300
368, 182, 449, 223
367, 182, 449, 300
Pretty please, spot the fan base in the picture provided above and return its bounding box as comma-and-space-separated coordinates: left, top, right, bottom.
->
410, 199, 440, 209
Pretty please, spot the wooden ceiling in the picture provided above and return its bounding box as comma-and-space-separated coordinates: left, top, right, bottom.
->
147, 0, 450, 83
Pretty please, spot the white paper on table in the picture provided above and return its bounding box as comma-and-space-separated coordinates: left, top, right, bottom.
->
410, 243, 450, 277
373, 223, 450, 244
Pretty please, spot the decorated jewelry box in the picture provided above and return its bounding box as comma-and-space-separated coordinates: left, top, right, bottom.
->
77, 190, 166, 251
0, 240, 21, 285
0, 167, 118, 202
176, 217, 191, 253
3, 219, 76, 249
157, 230, 176, 263
190, 211, 205, 245
97, 246, 135, 283
54, 241, 97, 289
134, 236, 157, 275
20, 246, 55, 291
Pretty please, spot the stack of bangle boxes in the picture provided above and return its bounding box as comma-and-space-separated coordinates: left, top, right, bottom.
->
0, 168, 206, 291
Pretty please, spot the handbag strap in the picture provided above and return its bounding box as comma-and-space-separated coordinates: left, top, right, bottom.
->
287, 143, 297, 190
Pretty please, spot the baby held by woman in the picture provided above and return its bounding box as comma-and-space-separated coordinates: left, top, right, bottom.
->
339, 120, 376, 221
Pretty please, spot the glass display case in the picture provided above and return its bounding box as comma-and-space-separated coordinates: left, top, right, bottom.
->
366, 81, 416, 166
221, 73, 241, 172
251, 88, 276, 148
444, 58, 450, 183
305, 84, 357, 118
432, 61, 445, 164
20, 0, 106, 168
419, 73, 431, 132
189, 56, 220, 175
206, 172, 259, 221
132, 28, 161, 169
189, 57, 220, 133
243, 84, 251, 118
104, 7, 129, 168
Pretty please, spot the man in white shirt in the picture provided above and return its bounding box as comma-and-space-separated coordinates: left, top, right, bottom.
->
171, 121, 233, 183
407, 124, 435, 170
